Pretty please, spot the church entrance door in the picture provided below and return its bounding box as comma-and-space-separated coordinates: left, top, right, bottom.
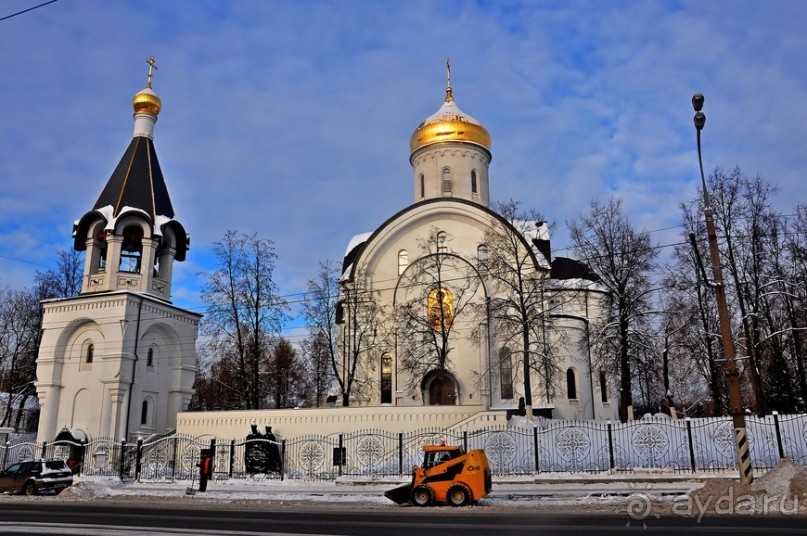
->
428, 375, 457, 405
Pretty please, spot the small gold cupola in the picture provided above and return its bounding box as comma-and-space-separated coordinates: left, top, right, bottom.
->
409, 59, 491, 158
132, 56, 162, 117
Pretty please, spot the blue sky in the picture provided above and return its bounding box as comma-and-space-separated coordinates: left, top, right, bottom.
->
2, 0, 806, 342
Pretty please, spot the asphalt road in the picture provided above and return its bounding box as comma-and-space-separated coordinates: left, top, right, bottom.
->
0, 501, 805, 536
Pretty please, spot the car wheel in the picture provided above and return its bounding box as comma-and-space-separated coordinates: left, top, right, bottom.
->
22, 481, 37, 496
447, 484, 470, 507
410, 485, 433, 507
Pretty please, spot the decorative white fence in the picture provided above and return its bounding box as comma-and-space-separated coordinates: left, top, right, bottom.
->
3, 413, 805, 481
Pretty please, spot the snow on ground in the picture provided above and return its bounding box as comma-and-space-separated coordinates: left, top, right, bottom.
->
38, 460, 807, 516
687, 459, 807, 513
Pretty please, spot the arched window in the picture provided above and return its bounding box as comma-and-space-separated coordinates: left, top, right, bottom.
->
428, 287, 454, 330
499, 347, 513, 399
419, 174, 425, 198
140, 400, 149, 426
436, 231, 448, 253
442, 167, 452, 193
381, 354, 392, 404
566, 368, 577, 400
147, 348, 154, 367
599, 371, 608, 403
471, 170, 478, 195
477, 245, 488, 270
119, 225, 143, 273
86, 344, 94, 364
398, 250, 409, 275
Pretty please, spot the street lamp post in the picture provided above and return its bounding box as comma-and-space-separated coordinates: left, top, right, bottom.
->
692, 93, 753, 485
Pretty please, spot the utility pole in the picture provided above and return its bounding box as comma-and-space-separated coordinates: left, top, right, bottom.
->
692, 93, 753, 485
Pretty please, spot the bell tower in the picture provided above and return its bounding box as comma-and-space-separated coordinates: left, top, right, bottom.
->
35, 59, 200, 443
73, 56, 188, 302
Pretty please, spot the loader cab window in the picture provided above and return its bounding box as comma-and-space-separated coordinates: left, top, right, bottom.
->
423, 449, 461, 468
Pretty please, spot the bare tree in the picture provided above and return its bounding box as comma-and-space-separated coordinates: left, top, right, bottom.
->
568, 197, 658, 421
199, 230, 288, 409
337, 270, 388, 406
481, 200, 552, 418
395, 228, 482, 402
301, 262, 339, 407
266, 337, 308, 408
33, 248, 83, 299
301, 330, 335, 407
662, 202, 725, 416
0, 288, 40, 429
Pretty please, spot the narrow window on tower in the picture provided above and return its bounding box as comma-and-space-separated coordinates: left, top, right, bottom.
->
147, 347, 155, 367
442, 167, 452, 194
398, 250, 408, 275
471, 170, 478, 196
86, 343, 94, 364
420, 174, 425, 199
119, 225, 143, 273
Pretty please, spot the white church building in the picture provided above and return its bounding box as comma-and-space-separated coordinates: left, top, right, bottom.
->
175, 67, 616, 440
35, 63, 200, 443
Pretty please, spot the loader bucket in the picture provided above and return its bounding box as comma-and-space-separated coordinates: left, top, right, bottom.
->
384, 483, 413, 505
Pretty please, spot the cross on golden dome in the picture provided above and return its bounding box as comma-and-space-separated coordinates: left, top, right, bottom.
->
146, 56, 158, 89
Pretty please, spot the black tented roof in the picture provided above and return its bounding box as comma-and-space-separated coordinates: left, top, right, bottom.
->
93, 136, 174, 220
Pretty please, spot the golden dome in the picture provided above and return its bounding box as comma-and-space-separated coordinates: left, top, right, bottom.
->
133, 87, 162, 116
410, 86, 491, 155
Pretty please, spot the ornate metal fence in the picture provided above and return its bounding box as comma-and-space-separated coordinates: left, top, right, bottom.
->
777, 413, 807, 464
8, 412, 807, 480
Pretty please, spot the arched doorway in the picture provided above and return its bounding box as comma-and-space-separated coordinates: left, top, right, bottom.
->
422, 370, 459, 406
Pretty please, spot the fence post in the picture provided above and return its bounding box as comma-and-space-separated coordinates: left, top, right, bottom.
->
685, 417, 697, 473
772, 411, 785, 460
463, 431, 468, 452
2, 441, 9, 470
398, 433, 403, 476
135, 436, 143, 482
280, 439, 286, 481
171, 436, 178, 482
40, 441, 48, 459
338, 434, 343, 477
229, 439, 236, 478
606, 421, 615, 471
209, 437, 217, 479
118, 440, 126, 479
533, 427, 540, 473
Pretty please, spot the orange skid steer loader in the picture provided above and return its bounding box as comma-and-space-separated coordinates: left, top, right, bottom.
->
384, 443, 492, 506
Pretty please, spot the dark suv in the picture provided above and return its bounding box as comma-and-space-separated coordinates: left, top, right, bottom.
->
0, 459, 74, 495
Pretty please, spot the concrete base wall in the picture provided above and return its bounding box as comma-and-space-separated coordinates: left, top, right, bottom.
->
177, 405, 489, 440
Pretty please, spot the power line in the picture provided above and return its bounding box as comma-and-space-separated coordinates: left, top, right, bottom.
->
0, 0, 59, 23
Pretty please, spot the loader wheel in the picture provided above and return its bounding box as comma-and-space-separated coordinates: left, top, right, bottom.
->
447, 484, 470, 507
411, 485, 433, 507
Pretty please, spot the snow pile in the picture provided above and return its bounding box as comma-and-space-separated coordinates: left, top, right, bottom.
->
689, 459, 807, 513
59, 479, 117, 500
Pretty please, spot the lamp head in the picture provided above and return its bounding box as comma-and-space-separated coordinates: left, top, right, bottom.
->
692, 93, 704, 112
694, 111, 706, 131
